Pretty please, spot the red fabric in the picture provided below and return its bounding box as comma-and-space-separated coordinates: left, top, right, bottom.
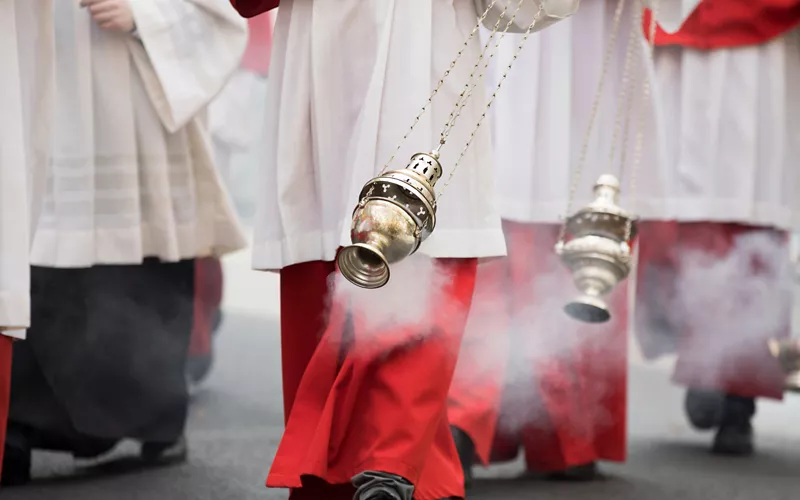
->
633, 221, 682, 360
635, 222, 789, 400
643, 0, 800, 50
231, 0, 279, 18
270, 258, 478, 500
447, 257, 511, 465
241, 15, 273, 76
279, 261, 337, 422
0, 336, 12, 480
453, 222, 628, 472
190, 257, 224, 357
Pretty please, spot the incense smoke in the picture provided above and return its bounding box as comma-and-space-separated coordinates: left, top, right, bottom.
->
327, 253, 459, 348
665, 230, 792, 390
469, 250, 629, 440
320, 226, 792, 459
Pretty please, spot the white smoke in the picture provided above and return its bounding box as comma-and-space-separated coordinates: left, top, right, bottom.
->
319, 227, 792, 460
327, 253, 459, 349
452, 250, 629, 442
452, 229, 793, 450
667, 230, 792, 391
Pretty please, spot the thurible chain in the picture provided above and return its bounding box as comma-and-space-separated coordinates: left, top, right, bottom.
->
556, 0, 629, 246
379, 0, 501, 173
606, 2, 641, 176
435, 0, 526, 152
437, 2, 545, 200
624, 0, 660, 243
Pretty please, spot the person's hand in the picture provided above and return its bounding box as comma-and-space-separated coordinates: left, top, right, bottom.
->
80, 0, 136, 33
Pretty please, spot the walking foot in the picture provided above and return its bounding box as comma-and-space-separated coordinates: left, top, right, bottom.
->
450, 425, 475, 489
684, 388, 725, 430
352, 471, 414, 500
711, 395, 755, 456
2, 426, 32, 487
546, 462, 600, 481
712, 423, 754, 456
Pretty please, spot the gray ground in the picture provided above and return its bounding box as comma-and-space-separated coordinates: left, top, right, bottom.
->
3, 308, 799, 500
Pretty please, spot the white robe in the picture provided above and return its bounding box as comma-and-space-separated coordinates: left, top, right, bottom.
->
0, 0, 54, 338
649, 28, 800, 230
490, 0, 800, 231
252, 0, 578, 271
31, 0, 249, 268
487, 0, 659, 223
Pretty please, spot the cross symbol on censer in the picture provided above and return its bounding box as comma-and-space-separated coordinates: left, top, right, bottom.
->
417, 208, 426, 216
382, 184, 390, 193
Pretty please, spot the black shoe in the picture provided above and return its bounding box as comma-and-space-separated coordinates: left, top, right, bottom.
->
684, 388, 725, 430
140, 436, 188, 465
450, 425, 475, 489
712, 423, 754, 455
711, 395, 755, 456
2, 427, 32, 487
546, 462, 600, 482
352, 471, 414, 500
71, 438, 118, 460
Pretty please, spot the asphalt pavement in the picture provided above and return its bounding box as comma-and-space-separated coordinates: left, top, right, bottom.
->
3, 252, 799, 500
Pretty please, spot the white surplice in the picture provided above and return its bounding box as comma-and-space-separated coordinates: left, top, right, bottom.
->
488, 0, 698, 224
489, 0, 800, 231
0, 0, 54, 338
489, 0, 639, 223
31, 0, 249, 268
252, 0, 576, 271
649, 28, 800, 230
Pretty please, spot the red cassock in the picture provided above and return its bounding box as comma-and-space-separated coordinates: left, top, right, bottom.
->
275, 259, 477, 500
448, 222, 628, 472
634, 0, 800, 400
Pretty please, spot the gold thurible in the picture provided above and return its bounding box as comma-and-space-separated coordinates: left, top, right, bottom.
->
337, 153, 441, 289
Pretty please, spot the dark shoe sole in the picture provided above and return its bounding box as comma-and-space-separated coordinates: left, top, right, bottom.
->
141, 437, 188, 466
712, 428, 754, 456
2, 445, 32, 487
545, 462, 602, 482
450, 425, 475, 489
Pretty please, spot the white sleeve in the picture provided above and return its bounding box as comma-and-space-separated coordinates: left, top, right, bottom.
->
126, 0, 248, 133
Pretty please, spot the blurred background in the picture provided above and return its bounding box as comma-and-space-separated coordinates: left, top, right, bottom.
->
6, 6, 800, 500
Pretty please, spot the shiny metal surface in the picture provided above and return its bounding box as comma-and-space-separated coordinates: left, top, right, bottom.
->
557, 174, 635, 323
337, 152, 441, 289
